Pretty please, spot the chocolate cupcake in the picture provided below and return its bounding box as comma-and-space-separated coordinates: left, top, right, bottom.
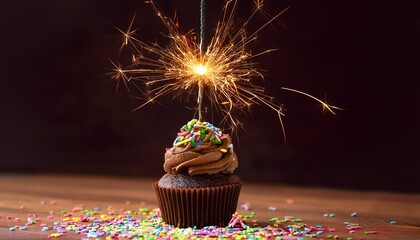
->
154, 119, 241, 228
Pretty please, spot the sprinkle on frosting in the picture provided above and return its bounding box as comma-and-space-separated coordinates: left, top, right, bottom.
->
173, 119, 225, 147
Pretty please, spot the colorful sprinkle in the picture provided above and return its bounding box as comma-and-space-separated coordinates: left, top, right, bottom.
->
172, 119, 228, 147
6, 202, 388, 239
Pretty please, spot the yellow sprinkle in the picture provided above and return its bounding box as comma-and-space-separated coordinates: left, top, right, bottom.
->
49, 233, 62, 238
62, 217, 71, 222
220, 149, 227, 153
100, 215, 110, 221
175, 138, 191, 146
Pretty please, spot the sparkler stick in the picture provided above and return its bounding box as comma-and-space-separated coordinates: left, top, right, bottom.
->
198, 0, 206, 121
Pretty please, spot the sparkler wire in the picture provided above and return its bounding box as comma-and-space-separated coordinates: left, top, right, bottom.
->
198, 0, 206, 121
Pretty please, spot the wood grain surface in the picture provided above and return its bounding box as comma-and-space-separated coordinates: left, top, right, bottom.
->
0, 174, 419, 239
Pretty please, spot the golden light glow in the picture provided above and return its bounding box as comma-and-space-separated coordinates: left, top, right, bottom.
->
111, 0, 338, 140
193, 63, 208, 76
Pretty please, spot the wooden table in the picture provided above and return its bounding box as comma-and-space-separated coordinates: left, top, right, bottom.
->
0, 174, 419, 239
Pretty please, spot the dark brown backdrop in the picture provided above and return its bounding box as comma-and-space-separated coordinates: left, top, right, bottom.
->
1, 0, 419, 191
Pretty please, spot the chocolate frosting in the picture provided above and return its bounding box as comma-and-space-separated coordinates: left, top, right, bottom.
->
164, 121, 238, 176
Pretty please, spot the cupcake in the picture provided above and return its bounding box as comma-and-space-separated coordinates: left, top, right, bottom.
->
153, 119, 241, 228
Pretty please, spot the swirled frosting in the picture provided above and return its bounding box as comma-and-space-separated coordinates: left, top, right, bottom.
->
164, 119, 238, 176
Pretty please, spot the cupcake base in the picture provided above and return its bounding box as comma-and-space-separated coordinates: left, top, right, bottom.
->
153, 182, 242, 228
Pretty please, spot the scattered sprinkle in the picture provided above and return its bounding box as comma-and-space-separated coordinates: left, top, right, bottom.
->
6, 202, 388, 239
240, 202, 251, 211
390, 220, 396, 224
351, 212, 357, 217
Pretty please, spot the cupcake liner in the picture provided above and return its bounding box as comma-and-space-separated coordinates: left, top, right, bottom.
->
153, 182, 242, 228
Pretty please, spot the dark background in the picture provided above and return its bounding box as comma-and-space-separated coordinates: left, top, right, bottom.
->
1, 0, 419, 192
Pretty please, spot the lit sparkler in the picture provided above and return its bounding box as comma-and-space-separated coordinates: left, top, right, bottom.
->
110, 0, 339, 141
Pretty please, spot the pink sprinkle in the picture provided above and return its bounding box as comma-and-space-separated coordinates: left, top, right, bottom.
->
47, 216, 54, 219
268, 206, 277, 211
15, 218, 20, 221
49, 211, 55, 215
349, 230, 356, 234
72, 206, 84, 212
40, 223, 47, 227
240, 202, 251, 211
328, 228, 336, 232
370, 230, 378, 234
286, 199, 294, 204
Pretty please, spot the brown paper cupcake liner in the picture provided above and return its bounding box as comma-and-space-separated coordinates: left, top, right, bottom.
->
153, 182, 242, 228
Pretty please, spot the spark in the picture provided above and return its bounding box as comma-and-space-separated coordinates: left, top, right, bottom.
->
111, 0, 339, 141
194, 63, 208, 76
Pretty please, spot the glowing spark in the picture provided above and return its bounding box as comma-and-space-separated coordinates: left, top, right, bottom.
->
111, 0, 339, 140
194, 64, 208, 76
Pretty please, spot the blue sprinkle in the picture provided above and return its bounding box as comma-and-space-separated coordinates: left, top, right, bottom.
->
351, 212, 357, 217
9, 227, 16, 231
53, 221, 60, 226
390, 220, 396, 224
41, 226, 50, 231
329, 213, 335, 218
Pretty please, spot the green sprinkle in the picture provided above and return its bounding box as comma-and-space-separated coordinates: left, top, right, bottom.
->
139, 208, 149, 213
